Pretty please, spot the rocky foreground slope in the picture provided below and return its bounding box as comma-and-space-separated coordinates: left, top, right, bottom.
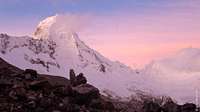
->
0, 57, 115, 112
0, 57, 199, 112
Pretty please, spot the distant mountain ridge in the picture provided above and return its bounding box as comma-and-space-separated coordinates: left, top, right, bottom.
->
143, 47, 200, 104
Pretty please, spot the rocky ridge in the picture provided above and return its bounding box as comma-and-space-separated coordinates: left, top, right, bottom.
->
0, 57, 200, 112
0, 57, 115, 112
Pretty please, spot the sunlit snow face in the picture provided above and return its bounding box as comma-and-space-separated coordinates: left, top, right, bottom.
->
34, 15, 57, 39
33, 14, 90, 41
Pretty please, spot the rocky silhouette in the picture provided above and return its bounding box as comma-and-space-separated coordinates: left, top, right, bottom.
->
0, 57, 199, 112
0, 58, 115, 112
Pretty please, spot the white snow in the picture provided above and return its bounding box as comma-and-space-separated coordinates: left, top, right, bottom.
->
34, 15, 58, 39
0, 16, 142, 99
142, 48, 200, 104
1, 15, 200, 104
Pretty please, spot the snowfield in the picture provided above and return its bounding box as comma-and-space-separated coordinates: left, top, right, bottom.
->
142, 48, 200, 104
0, 15, 200, 104
0, 15, 142, 99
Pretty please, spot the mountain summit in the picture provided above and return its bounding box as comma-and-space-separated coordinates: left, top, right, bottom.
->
34, 15, 57, 39
0, 15, 140, 98
2, 15, 199, 104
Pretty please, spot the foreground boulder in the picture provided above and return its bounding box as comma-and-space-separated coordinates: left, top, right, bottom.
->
29, 80, 51, 90
181, 103, 196, 112
24, 69, 38, 80
142, 100, 199, 112
76, 73, 87, 86
162, 101, 181, 112
69, 69, 76, 86
0, 57, 199, 112
0, 57, 116, 112
143, 101, 161, 112
72, 84, 100, 105
69, 69, 87, 86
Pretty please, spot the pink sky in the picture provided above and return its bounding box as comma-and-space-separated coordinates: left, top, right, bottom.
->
78, 12, 200, 68
1, 10, 200, 68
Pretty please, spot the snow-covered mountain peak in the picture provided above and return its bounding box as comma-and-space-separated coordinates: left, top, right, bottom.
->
33, 15, 88, 59
34, 15, 58, 39
0, 15, 142, 98
2, 15, 200, 104
34, 14, 84, 44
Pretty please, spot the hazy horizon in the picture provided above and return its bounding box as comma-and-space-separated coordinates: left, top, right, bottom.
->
1, 0, 200, 68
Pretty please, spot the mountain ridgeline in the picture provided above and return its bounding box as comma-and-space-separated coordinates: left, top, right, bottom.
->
0, 15, 136, 99
0, 57, 199, 112
1, 15, 200, 109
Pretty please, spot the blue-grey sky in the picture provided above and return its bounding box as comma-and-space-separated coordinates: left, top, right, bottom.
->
0, 0, 179, 17
0, 0, 149, 19
1, 0, 199, 36
1, 0, 199, 23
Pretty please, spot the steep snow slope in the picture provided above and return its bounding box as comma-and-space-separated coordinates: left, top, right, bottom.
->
0, 15, 143, 98
2, 15, 199, 104
143, 48, 200, 104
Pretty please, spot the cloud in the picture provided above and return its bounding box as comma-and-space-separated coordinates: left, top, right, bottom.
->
48, 13, 92, 34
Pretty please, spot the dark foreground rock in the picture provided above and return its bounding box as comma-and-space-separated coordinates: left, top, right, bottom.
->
0, 57, 199, 112
0, 58, 115, 112
141, 100, 199, 112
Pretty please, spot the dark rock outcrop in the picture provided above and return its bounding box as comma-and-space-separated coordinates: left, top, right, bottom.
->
142, 100, 199, 112
143, 101, 162, 112
162, 101, 181, 112
69, 69, 87, 86
69, 69, 76, 86
0, 57, 199, 112
0, 58, 115, 112
76, 73, 87, 85
72, 84, 100, 105
181, 103, 196, 112
23, 69, 38, 80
